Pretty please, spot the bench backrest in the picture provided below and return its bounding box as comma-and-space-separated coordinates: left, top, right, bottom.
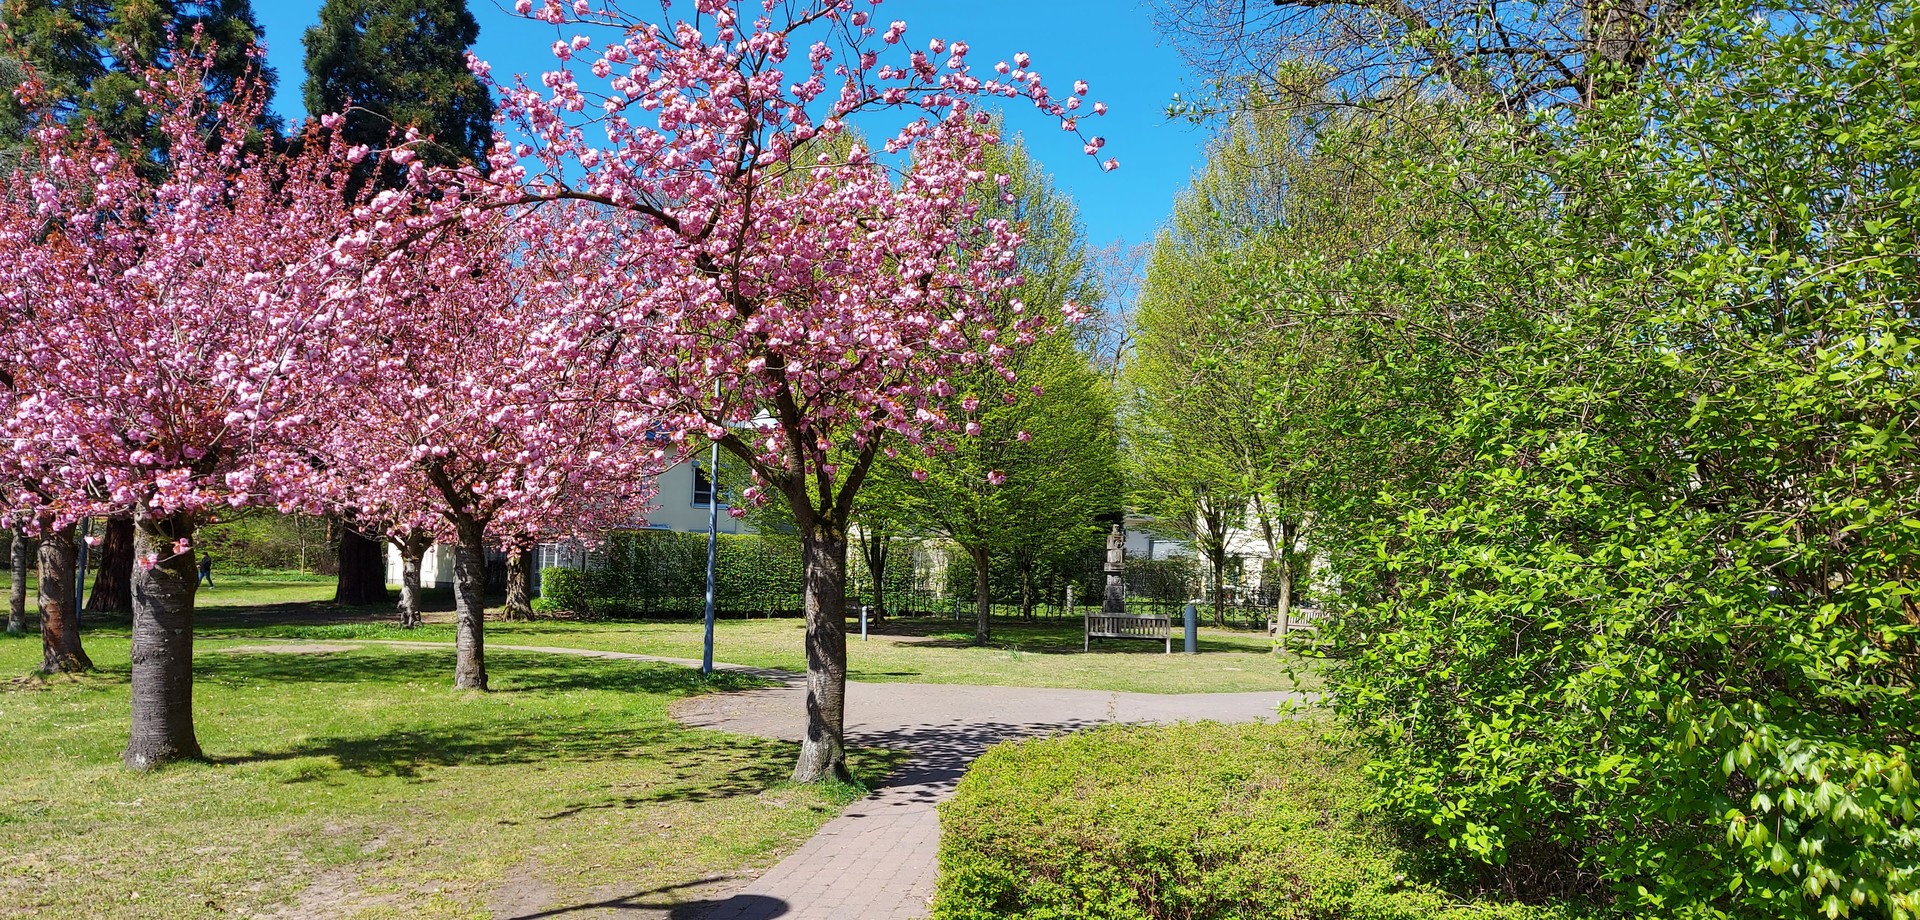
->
1085, 612, 1170, 639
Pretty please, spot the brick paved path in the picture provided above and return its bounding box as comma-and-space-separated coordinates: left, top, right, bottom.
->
342, 640, 1299, 920
672, 679, 1299, 920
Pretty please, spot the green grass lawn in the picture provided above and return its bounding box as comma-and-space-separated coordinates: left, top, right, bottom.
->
0, 632, 897, 919
4, 570, 340, 611
203, 616, 1320, 695
6, 569, 1316, 693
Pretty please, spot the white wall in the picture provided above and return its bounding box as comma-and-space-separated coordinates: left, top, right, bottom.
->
384, 457, 753, 591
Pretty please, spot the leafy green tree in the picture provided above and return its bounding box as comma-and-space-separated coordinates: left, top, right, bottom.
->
1206, 0, 1920, 913
869, 135, 1122, 644
301, 0, 493, 169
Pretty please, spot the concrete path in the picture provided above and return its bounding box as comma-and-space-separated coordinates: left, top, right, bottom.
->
327, 639, 1300, 920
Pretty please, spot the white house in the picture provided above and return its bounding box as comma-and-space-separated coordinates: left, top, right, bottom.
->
387, 456, 752, 591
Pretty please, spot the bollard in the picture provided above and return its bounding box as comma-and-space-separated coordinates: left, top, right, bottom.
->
861, 605, 869, 641
1183, 602, 1198, 654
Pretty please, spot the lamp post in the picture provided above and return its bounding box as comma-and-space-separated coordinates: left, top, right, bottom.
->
700, 430, 721, 678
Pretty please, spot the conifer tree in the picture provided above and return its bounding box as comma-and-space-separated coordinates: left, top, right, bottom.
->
301, 0, 492, 168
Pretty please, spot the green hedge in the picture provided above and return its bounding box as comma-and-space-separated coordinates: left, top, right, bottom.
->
935, 721, 1587, 920
536, 530, 805, 618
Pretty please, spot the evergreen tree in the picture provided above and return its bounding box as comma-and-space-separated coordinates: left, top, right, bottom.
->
0, 0, 276, 154
301, 0, 492, 169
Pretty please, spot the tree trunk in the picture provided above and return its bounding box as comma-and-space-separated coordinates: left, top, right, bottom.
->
1275, 519, 1295, 628
1210, 545, 1227, 628
502, 543, 534, 621
396, 531, 428, 629
970, 544, 992, 645
37, 522, 91, 673
452, 519, 488, 690
860, 533, 889, 624
84, 515, 134, 614
122, 511, 200, 769
792, 523, 852, 785
334, 520, 389, 605
1019, 562, 1034, 620
7, 528, 28, 635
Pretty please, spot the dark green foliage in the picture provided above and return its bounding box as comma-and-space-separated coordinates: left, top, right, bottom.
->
935, 721, 1583, 920
0, 0, 276, 153
535, 530, 805, 618
300, 0, 492, 168
194, 513, 334, 574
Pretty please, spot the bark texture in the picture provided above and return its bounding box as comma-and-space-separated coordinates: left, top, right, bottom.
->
396, 531, 429, 629
84, 515, 134, 614
122, 512, 201, 769
451, 519, 488, 690
37, 523, 91, 672
7, 529, 28, 635
334, 520, 389, 605
501, 544, 534, 620
792, 525, 852, 784
970, 544, 993, 645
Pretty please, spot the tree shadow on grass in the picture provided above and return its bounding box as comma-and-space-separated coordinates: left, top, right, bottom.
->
508, 878, 789, 919
197, 647, 765, 695
202, 649, 789, 789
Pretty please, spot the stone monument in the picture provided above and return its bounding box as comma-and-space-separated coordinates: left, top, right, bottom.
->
1102, 523, 1127, 616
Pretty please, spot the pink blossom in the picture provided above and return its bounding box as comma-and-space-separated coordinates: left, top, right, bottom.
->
1017, 430, 1032, 443
987, 470, 1007, 486
912, 469, 929, 482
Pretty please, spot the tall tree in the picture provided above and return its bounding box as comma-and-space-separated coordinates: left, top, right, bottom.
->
0, 54, 412, 767
872, 135, 1121, 643
0, 0, 277, 153
309, 204, 665, 690
301, 0, 493, 605
475, 0, 1113, 784
302, 0, 492, 168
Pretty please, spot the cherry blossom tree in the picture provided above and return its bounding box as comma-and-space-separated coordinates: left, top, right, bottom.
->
466, 0, 1111, 782
307, 205, 667, 689
0, 55, 412, 768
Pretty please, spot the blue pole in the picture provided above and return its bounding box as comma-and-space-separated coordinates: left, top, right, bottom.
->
701, 438, 720, 677
1183, 602, 1198, 654
861, 604, 868, 642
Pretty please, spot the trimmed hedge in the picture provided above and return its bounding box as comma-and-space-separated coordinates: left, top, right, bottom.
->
935, 721, 1588, 920
537, 530, 805, 618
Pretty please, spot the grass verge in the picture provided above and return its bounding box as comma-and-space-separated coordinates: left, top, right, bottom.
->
0, 633, 900, 919
191, 616, 1319, 695
933, 721, 1592, 920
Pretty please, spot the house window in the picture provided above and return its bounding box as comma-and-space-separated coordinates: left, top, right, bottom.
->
693, 461, 715, 507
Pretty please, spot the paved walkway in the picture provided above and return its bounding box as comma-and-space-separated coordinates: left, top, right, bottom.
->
673, 681, 1296, 920
330, 639, 1301, 920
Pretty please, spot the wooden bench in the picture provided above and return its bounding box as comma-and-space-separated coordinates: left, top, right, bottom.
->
1085, 611, 1172, 653
1269, 606, 1325, 651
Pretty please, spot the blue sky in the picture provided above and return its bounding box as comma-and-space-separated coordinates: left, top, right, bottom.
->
251, 1, 1209, 251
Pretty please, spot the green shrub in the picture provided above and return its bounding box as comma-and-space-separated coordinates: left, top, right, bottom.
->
537, 530, 805, 618
1304, 4, 1920, 917
935, 721, 1585, 920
